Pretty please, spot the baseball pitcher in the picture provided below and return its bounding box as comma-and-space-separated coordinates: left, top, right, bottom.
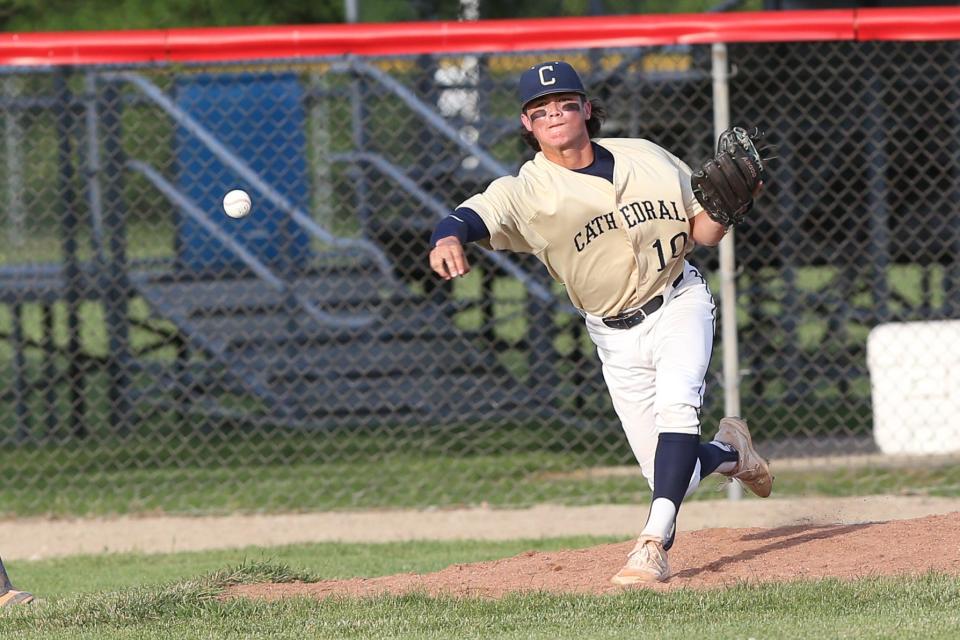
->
429, 60, 772, 584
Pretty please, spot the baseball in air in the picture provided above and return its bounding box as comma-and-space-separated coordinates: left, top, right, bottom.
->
222, 189, 252, 219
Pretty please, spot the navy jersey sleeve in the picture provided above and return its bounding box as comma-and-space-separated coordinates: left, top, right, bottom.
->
429, 207, 491, 247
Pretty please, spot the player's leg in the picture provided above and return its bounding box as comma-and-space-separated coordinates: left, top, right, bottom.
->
0, 556, 33, 607
646, 265, 773, 500
647, 274, 716, 502
655, 264, 744, 492
592, 328, 658, 487
588, 323, 675, 584
588, 298, 732, 495
656, 436, 736, 553
598, 367, 697, 582
588, 313, 701, 582
586, 270, 751, 583
668, 269, 772, 497
588, 303, 730, 580
589, 319, 680, 493
698, 438, 739, 478
638, 265, 773, 548
610, 265, 718, 584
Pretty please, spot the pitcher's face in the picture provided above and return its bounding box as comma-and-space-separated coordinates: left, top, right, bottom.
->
521, 93, 592, 151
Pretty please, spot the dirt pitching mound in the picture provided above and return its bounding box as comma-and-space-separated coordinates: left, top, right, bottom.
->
228, 511, 960, 600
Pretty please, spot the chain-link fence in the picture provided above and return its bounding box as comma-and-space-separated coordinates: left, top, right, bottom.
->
1, 37, 958, 516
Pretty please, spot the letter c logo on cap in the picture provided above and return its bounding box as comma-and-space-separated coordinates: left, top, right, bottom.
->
538, 65, 556, 86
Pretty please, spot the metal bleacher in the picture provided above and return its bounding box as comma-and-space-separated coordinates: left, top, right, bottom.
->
129, 257, 524, 425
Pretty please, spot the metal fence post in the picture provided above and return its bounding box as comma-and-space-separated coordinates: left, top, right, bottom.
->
54, 66, 87, 440
100, 79, 133, 436
11, 303, 28, 443
84, 71, 132, 436
41, 304, 57, 439
711, 42, 743, 500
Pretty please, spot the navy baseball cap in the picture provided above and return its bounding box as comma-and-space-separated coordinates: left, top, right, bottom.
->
518, 61, 586, 110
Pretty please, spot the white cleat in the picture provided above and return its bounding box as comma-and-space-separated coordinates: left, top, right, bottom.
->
715, 416, 774, 498
611, 535, 670, 585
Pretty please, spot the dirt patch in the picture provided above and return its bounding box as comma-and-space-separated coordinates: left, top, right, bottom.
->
227, 511, 960, 599
4, 496, 960, 561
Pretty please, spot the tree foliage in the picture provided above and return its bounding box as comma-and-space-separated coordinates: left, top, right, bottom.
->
0, 0, 343, 32
0, 0, 763, 33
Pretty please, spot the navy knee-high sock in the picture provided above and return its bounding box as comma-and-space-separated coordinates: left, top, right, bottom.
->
653, 433, 701, 508
642, 433, 700, 545
643, 437, 736, 550
698, 441, 739, 477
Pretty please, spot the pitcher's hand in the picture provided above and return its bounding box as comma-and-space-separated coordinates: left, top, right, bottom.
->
429, 236, 471, 280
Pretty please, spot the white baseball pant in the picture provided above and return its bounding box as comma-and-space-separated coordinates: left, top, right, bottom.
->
583, 260, 716, 495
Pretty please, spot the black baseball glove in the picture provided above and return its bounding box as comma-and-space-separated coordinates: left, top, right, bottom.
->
691, 127, 767, 228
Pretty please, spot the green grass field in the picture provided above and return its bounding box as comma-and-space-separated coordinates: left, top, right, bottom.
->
3, 420, 959, 518
3, 539, 959, 639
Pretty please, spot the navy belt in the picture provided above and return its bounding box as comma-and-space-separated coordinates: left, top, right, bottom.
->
601, 272, 684, 330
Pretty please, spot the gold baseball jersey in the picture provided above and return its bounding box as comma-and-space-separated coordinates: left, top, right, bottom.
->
460, 138, 705, 317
